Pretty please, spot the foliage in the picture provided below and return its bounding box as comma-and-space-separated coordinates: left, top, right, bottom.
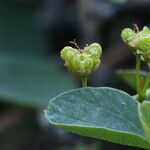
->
45, 87, 150, 149
44, 26, 150, 149
60, 42, 102, 87
139, 101, 150, 145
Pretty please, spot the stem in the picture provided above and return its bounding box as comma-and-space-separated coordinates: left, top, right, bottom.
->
136, 54, 143, 102
142, 76, 150, 95
81, 76, 88, 87
133, 24, 139, 32
141, 65, 150, 99
133, 89, 150, 100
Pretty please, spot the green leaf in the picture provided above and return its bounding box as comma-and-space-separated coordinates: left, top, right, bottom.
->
0, 53, 76, 109
138, 101, 150, 144
45, 87, 150, 149
116, 69, 149, 90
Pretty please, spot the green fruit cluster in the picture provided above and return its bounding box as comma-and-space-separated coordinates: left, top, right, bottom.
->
121, 26, 150, 62
60, 43, 102, 76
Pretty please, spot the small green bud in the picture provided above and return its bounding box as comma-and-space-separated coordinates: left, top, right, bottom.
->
121, 26, 150, 59
138, 37, 150, 54
136, 27, 150, 63
60, 42, 102, 77
84, 43, 102, 59
60, 46, 79, 62
121, 28, 135, 43
141, 26, 150, 34
70, 53, 94, 76
84, 43, 102, 70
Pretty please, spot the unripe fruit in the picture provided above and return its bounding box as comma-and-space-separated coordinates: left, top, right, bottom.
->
70, 54, 83, 73
70, 53, 94, 76
142, 26, 150, 34
80, 53, 94, 75
121, 28, 135, 43
93, 59, 101, 70
60, 42, 102, 76
121, 26, 150, 61
138, 37, 150, 54
84, 43, 102, 59
136, 27, 150, 63
60, 46, 79, 62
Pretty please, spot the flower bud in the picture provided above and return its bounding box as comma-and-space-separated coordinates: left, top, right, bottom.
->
70, 53, 94, 76
142, 26, 150, 34
84, 43, 102, 59
60, 46, 79, 62
121, 26, 150, 58
93, 59, 101, 70
138, 37, 150, 54
60, 42, 102, 77
136, 27, 150, 63
121, 28, 136, 44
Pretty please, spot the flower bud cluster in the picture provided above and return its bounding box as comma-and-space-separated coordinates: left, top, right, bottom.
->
121, 26, 150, 62
60, 43, 102, 76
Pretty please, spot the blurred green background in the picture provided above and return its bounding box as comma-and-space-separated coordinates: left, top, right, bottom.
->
0, 0, 149, 150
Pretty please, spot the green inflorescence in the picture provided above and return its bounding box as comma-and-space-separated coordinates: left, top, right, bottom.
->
60, 43, 102, 77
121, 26, 150, 63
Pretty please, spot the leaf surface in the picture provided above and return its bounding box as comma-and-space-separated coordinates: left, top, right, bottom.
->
45, 87, 150, 149
139, 101, 150, 145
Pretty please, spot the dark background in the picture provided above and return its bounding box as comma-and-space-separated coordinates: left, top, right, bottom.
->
0, 0, 150, 150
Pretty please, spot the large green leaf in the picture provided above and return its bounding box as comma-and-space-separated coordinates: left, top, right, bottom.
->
0, 53, 76, 109
116, 69, 149, 90
138, 101, 150, 144
45, 87, 150, 149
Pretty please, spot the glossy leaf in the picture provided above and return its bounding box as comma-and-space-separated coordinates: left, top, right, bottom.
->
116, 69, 149, 90
138, 101, 150, 144
0, 53, 76, 109
45, 87, 150, 149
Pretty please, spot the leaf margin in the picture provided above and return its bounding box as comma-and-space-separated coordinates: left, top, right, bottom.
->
45, 87, 150, 149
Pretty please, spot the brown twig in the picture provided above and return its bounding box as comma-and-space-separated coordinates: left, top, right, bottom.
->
133, 24, 139, 32
70, 39, 81, 51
